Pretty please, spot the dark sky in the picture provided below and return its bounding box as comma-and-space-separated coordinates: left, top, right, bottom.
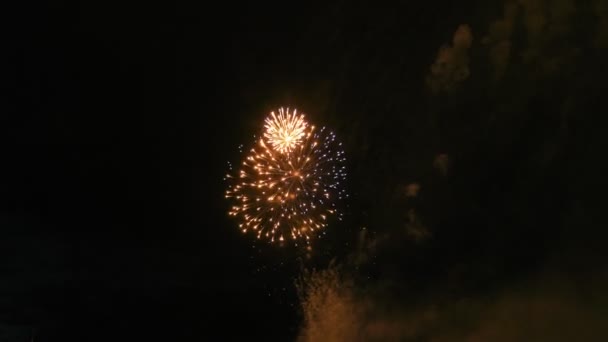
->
1, 0, 608, 341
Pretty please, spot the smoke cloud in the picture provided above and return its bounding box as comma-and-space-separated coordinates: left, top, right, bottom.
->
426, 25, 473, 93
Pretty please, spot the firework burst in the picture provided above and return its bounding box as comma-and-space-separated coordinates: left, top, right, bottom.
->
225, 108, 346, 244
264, 107, 307, 154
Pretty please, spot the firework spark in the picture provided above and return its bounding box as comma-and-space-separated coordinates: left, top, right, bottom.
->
264, 107, 308, 154
225, 108, 346, 244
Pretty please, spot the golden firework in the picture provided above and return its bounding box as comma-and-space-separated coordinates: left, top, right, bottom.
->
225, 109, 346, 244
263, 107, 308, 153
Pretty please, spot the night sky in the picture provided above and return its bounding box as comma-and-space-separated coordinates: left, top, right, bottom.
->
2, 0, 608, 341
